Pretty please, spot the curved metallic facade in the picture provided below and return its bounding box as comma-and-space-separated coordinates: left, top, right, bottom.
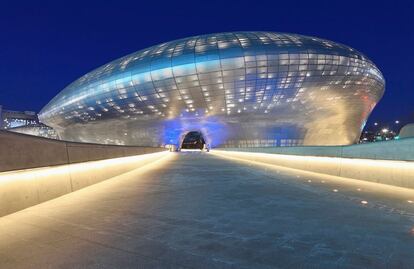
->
8, 124, 60, 140
39, 32, 385, 147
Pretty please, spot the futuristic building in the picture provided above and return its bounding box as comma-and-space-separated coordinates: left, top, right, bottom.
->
0, 106, 39, 130
399, 124, 414, 139
39, 32, 385, 148
8, 124, 59, 140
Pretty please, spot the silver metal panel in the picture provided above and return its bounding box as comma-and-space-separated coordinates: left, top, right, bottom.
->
39, 32, 385, 147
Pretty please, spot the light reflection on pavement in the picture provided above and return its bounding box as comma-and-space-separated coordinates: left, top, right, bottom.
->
0, 151, 413, 269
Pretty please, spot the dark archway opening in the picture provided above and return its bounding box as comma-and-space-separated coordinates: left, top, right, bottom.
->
181, 131, 205, 150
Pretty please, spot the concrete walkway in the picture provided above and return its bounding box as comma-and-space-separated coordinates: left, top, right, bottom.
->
1, 152, 414, 268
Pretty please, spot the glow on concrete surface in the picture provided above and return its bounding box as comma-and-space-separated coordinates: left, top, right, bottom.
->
213, 149, 410, 167
1, 152, 414, 268
0, 151, 169, 217
211, 149, 414, 189
0, 151, 169, 184
211, 150, 414, 200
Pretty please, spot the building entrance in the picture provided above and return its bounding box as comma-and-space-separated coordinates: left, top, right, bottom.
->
181, 131, 206, 150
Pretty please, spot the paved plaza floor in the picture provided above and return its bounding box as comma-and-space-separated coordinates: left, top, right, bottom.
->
1, 151, 414, 268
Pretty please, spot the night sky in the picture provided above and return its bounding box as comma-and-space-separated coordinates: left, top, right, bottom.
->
1, 0, 413, 131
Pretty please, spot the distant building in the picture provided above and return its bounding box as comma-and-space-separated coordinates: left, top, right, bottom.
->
0, 105, 39, 130
8, 124, 60, 140
359, 131, 376, 143
0, 105, 59, 140
379, 128, 397, 141
359, 128, 397, 143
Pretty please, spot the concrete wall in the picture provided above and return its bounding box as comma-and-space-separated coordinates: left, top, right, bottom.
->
0, 130, 168, 217
0, 152, 168, 217
0, 130, 165, 172
214, 138, 414, 189
219, 137, 414, 161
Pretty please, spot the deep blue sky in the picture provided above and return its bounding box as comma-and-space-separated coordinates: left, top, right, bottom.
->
0, 0, 413, 130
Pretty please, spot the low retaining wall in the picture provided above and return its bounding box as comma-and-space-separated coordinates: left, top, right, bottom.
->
0, 130, 165, 172
0, 152, 168, 217
220, 137, 414, 161
0, 131, 168, 217
214, 138, 414, 189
